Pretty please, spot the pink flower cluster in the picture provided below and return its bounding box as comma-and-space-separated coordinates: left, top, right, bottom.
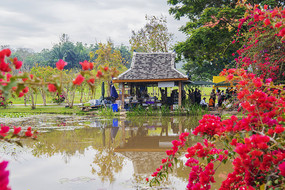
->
192, 115, 223, 137
234, 4, 285, 81
79, 60, 94, 71
0, 160, 11, 190
0, 49, 23, 73
221, 135, 285, 189
148, 67, 284, 189
185, 140, 228, 190
147, 132, 189, 183
0, 49, 31, 97
0, 124, 37, 139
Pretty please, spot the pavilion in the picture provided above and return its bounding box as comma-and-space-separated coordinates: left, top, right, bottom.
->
112, 52, 188, 108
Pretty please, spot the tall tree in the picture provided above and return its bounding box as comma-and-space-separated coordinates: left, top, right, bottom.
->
30, 65, 58, 106
168, 0, 284, 79
117, 44, 132, 68
129, 15, 174, 52
92, 41, 126, 96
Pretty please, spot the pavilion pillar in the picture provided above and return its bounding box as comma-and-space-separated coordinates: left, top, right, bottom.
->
121, 83, 125, 109
178, 81, 182, 106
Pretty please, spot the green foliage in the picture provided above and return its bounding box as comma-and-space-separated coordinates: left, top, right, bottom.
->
52, 94, 65, 104
182, 60, 226, 81
117, 44, 132, 68
93, 41, 126, 70
9, 34, 131, 70
97, 107, 115, 117
184, 104, 208, 116
126, 105, 158, 116
160, 105, 171, 116
0, 95, 13, 108
168, 0, 284, 79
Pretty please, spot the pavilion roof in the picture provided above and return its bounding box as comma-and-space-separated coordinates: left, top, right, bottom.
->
113, 52, 188, 83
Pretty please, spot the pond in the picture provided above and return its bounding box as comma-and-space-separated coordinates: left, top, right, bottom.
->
0, 114, 231, 190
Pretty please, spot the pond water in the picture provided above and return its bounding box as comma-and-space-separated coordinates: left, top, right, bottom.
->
0, 114, 231, 190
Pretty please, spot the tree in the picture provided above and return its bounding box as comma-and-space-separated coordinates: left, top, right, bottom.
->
91, 41, 125, 97
129, 15, 174, 52
117, 44, 132, 68
30, 65, 58, 106
168, 0, 284, 79
182, 60, 226, 81
11, 48, 34, 72
233, 2, 285, 83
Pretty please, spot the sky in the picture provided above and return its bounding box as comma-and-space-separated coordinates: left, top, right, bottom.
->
0, 0, 187, 52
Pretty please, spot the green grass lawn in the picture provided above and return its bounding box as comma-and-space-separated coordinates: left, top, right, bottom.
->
0, 105, 87, 115
9, 87, 103, 105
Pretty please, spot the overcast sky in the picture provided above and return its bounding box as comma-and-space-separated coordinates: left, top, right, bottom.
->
0, 0, 187, 52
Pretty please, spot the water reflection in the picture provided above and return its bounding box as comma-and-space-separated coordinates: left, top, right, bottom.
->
0, 114, 231, 190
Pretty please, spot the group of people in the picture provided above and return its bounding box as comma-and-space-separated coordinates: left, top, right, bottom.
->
208, 87, 236, 109
188, 88, 202, 105
187, 87, 236, 110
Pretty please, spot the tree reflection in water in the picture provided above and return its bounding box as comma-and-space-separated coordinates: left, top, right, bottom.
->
90, 123, 125, 183
4, 114, 217, 189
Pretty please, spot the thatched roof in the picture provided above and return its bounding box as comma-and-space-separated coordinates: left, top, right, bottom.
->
113, 52, 188, 82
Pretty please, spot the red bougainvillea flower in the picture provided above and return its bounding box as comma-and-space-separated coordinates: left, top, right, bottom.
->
22, 87, 29, 94
275, 22, 282, 28
18, 92, 24, 97
278, 28, 285, 37
0, 62, 11, 72
13, 126, 21, 135
279, 162, 285, 176
0, 125, 10, 137
12, 57, 22, 70
0, 160, 10, 190
30, 74, 34, 80
48, 84, 57, 92
56, 59, 67, 70
6, 73, 12, 82
264, 18, 270, 26
89, 62, 94, 70
22, 78, 28, 82
87, 78, 95, 84
79, 60, 90, 70
25, 130, 33, 137
25, 126, 33, 137
73, 74, 85, 85
96, 70, 103, 78
4, 49, 11, 57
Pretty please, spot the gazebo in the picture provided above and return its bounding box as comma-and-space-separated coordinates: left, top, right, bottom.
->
112, 52, 188, 108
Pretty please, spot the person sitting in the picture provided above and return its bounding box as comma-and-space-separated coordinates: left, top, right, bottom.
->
200, 97, 208, 109
208, 97, 215, 110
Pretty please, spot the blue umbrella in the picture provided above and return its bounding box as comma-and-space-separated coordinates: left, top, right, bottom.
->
101, 82, 105, 99
110, 84, 118, 99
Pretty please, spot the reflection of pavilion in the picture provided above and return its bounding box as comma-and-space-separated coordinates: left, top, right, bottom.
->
114, 121, 184, 174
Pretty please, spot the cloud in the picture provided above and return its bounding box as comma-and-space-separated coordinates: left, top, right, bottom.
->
0, 0, 186, 52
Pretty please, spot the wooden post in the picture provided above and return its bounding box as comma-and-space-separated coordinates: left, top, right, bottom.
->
178, 81, 182, 106
179, 122, 182, 134
121, 121, 126, 147
122, 83, 125, 109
